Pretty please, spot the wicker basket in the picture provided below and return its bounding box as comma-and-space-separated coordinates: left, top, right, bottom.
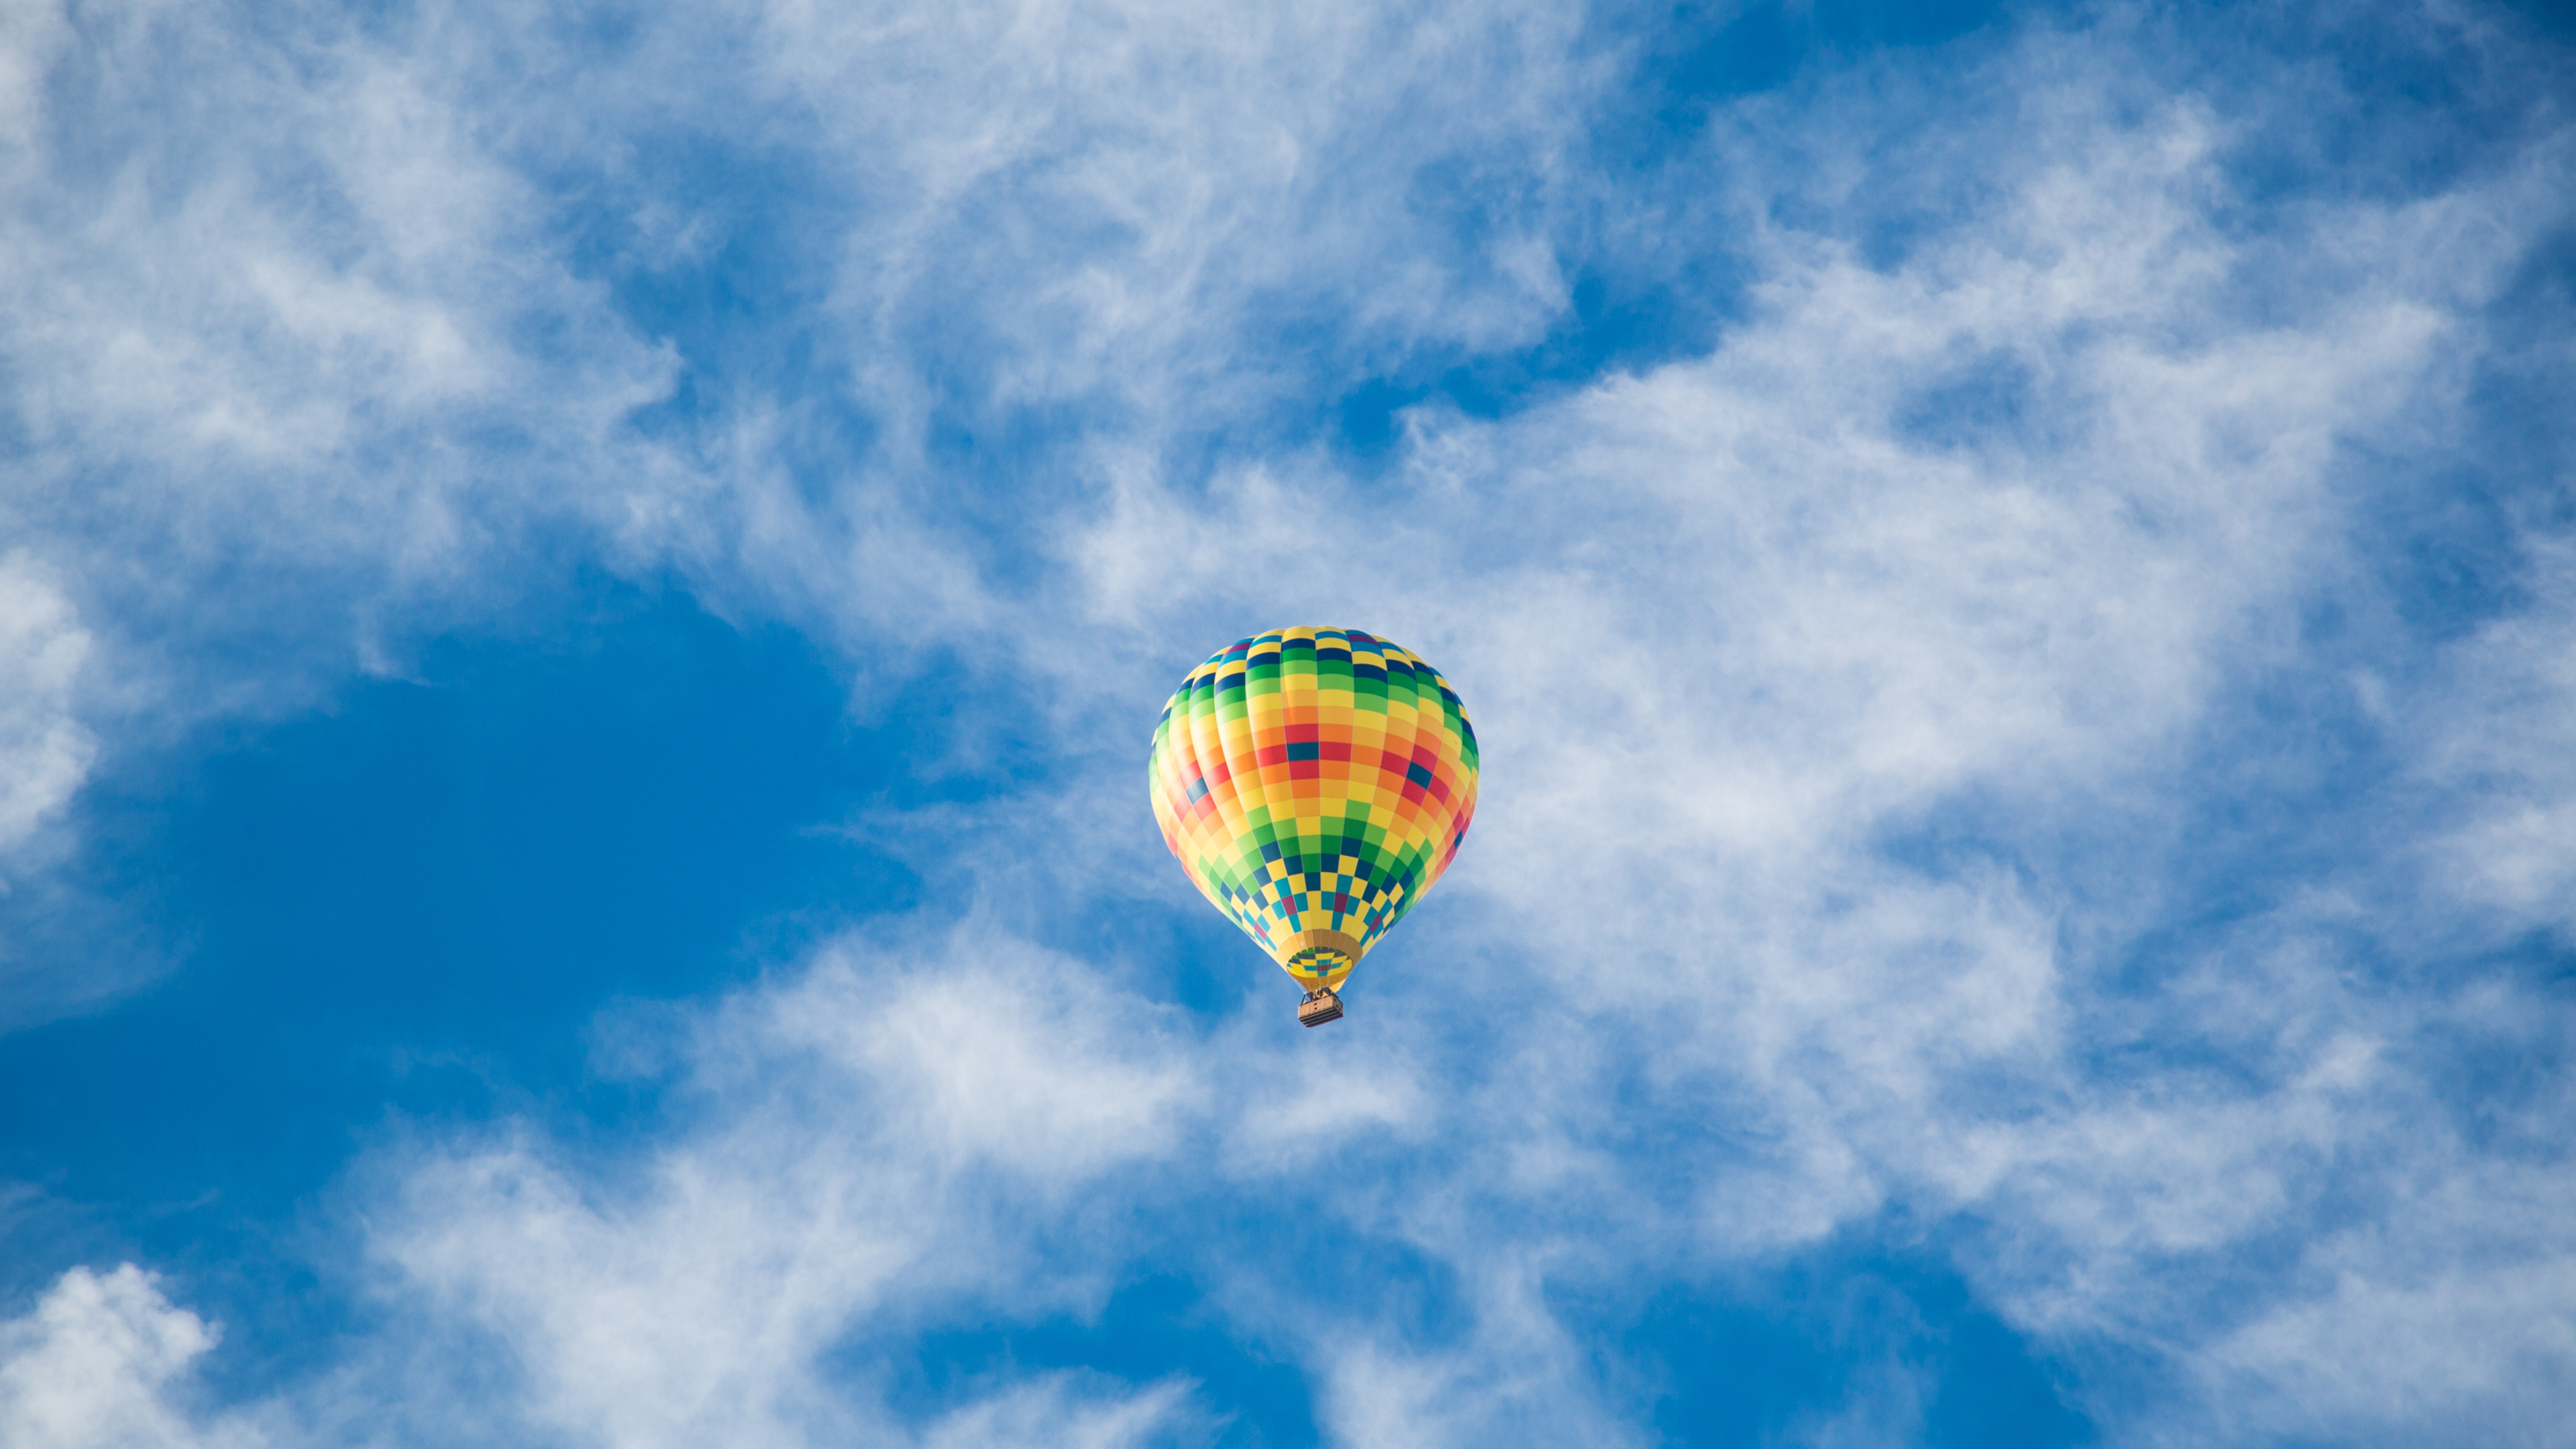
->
1297, 991, 1345, 1028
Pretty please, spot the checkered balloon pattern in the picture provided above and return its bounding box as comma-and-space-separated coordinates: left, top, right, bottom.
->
1147, 627, 1480, 994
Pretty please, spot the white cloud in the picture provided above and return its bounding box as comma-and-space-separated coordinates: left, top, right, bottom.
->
0, 0, 72, 155
751, 0, 1597, 417
0, 1244, 1200, 1449
0, 1264, 254, 1449
1298, 1248, 1640, 1449
0, 551, 93, 866
372, 929, 1203, 1449
916, 1376, 1199, 1449
2198, 1155, 2576, 1444
2421, 540, 2576, 937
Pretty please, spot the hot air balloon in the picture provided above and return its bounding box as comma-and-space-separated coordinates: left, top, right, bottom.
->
1146, 627, 1479, 1026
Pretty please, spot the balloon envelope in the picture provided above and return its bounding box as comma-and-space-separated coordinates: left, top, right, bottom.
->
1147, 627, 1479, 994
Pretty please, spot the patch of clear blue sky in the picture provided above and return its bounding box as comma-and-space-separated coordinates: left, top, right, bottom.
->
1612, 1245, 2098, 1447
0, 581, 924, 1377
14, 0, 2574, 1440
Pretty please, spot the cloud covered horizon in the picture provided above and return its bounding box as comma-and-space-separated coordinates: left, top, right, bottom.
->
4, 0, 2574, 1444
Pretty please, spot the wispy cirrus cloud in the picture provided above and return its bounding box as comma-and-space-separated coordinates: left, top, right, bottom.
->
0, 552, 92, 864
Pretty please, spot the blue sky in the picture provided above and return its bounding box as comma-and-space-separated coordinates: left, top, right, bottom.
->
2, 0, 2573, 1444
